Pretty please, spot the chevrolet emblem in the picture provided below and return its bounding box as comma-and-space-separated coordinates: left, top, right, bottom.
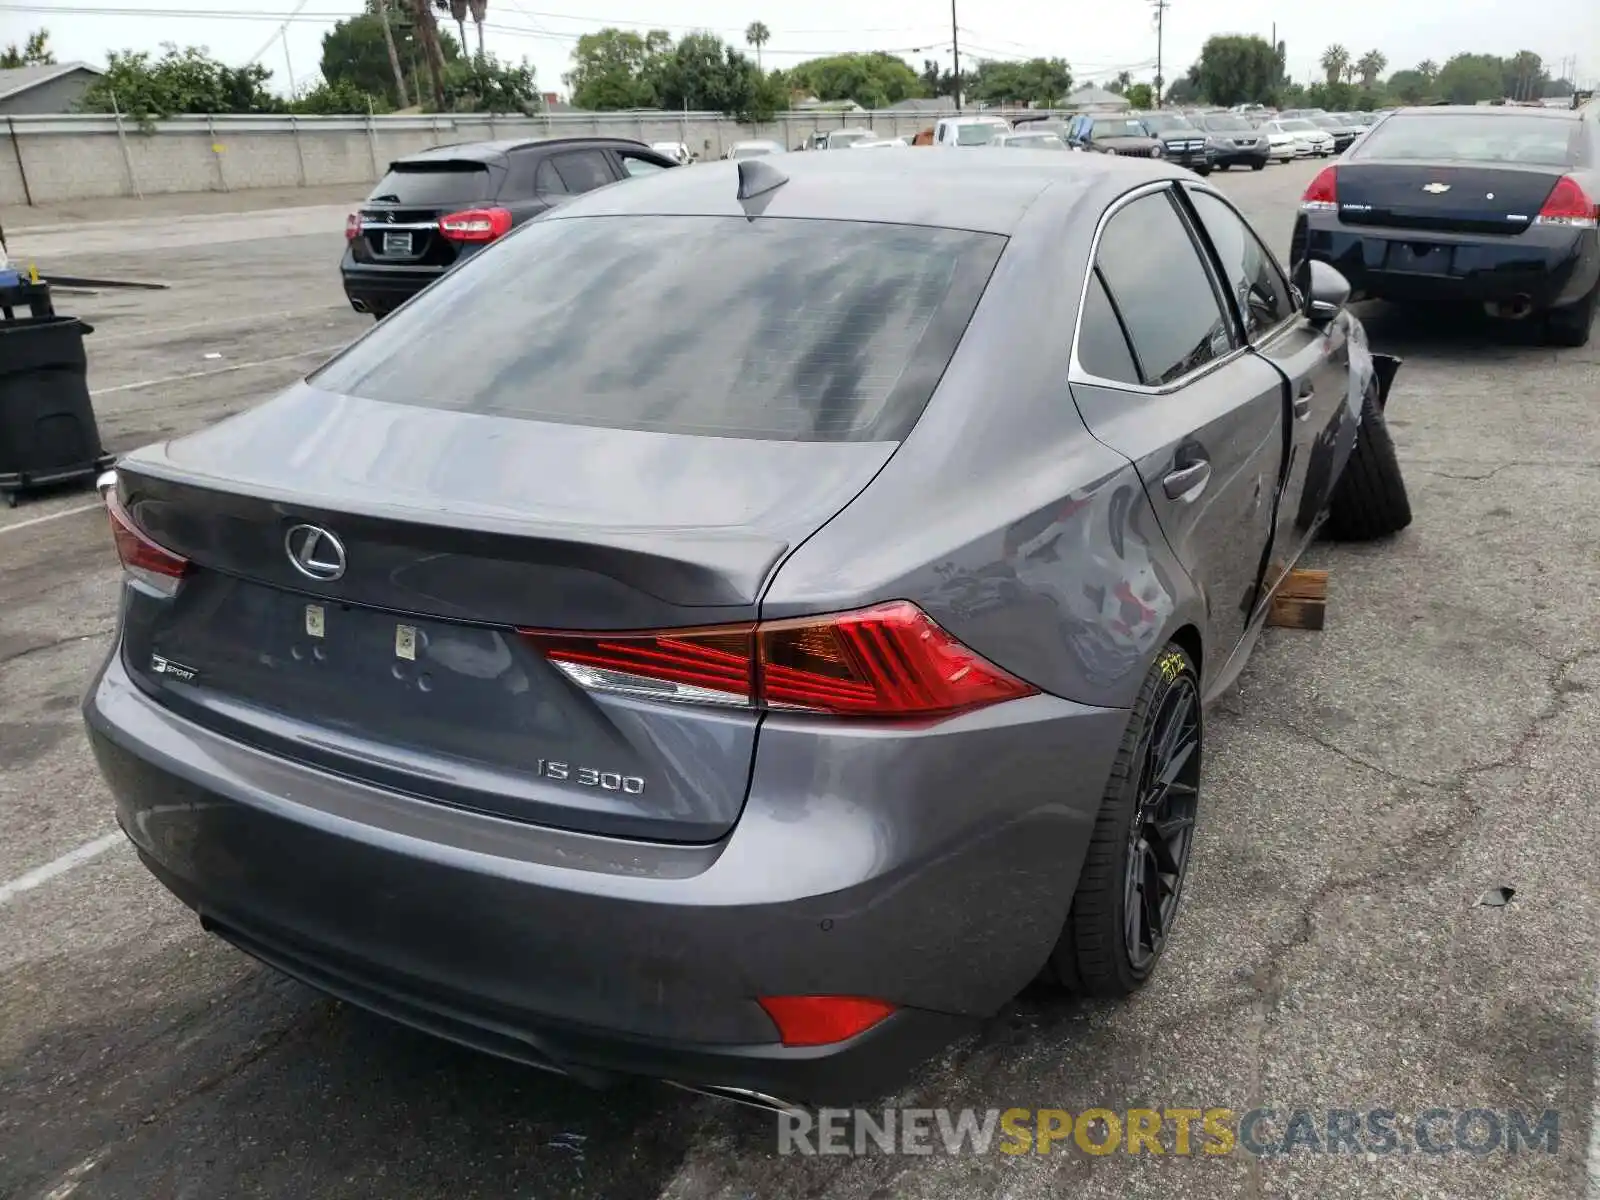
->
1422, 182, 1451, 194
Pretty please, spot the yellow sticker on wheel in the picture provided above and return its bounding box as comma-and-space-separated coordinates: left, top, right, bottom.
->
1158, 651, 1186, 682
395, 624, 417, 661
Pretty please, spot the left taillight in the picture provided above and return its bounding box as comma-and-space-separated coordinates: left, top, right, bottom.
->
344, 212, 362, 241
520, 600, 1038, 720
438, 207, 513, 242
105, 489, 189, 596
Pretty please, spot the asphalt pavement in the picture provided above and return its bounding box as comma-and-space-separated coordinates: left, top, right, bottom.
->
1, 160, 1596, 1200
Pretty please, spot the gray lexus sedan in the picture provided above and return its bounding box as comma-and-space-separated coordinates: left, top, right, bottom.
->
85, 152, 1411, 1108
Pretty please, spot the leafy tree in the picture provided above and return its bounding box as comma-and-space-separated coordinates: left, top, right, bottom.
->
1, 28, 55, 68
291, 78, 391, 114
1355, 49, 1387, 88
967, 58, 1072, 107
1320, 44, 1350, 87
785, 52, 925, 109
1306, 80, 1358, 110
564, 28, 671, 110
745, 21, 770, 71
1385, 69, 1432, 105
1502, 50, 1546, 101
80, 44, 283, 119
1124, 81, 1154, 109
654, 32, 773, 120
920, 58, 954, 99
440, 54, 540, 111
1165, 72, 1201, 105
1545, 76, 1575, 98
1434, 52, 1506, 105
323, 10, 462, 108
1107, 69, 1132, 94
1194, 35, 1279, 106
435, 0, 469, 58
1417, 59, 1438, 81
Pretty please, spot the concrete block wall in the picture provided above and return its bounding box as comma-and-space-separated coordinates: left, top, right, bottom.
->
0, 109, 1058, 208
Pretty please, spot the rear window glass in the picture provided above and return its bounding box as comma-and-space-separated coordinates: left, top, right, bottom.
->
369, 162, 494, 205
1350, 113, 1579, 166
312, 216, 1006, 442
1205, 116, 1251, 132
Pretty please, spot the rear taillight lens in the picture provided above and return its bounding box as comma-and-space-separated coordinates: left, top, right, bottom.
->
1536, 176, 1599, 228
521, 600, 1038, 720
344, 212, 361, 241
438, 207, 513, 242
105, 490, 189, 596
757, 995, 897, 1047
1300, 166, 1338, 212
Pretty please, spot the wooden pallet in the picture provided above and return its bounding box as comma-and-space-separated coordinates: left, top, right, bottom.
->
1266, 568, 1328, 631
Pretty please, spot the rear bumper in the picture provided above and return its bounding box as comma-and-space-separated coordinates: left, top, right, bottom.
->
1294, 215, 1599, 309
1213, 147, 1270, 166
85, 646, 1128, 1103
338, 244, 483, 313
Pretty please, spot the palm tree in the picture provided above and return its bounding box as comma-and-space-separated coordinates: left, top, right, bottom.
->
435, 0, 468, 58
745, 20, 770, 71
1320, 43, 1350, 87
468, 0, 486, 59
1418, 59, 1438, 81
1356, 50, 1386, 89
1112, 69, 1132, 93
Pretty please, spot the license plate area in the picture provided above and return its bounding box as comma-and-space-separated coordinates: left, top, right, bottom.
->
382, 231, 413, 255
1386, 242, 1453, 275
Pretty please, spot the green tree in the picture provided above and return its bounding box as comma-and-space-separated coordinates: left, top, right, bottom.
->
1434, 53, 1506, 105
745, 21, 770, 71
1320, 44, 1350, 87
785, 52, 925, 109
435, 0, 469, 58
1195, 35, 1279, 106
440, 54, 539, 111
1502, 50, 1546, 101
80, 44, 283, 119
1385, 69, 1432, 105
654, 32, 772, 119
323, 9, 462, 109
1306, 80, 1358, 110
1417, 59, 1438, 81
564, 28, 671, 110
967, 57, 1072, 107
1, 28, 55, 68
1165, 71, 1201, 105
1107, 69, 1132, 95
1355, 50, 1386, 88
1544, 76, 1575, 98
291, 78, 391, 114
919, 57, 954, 99
1124, 81, 1154, 109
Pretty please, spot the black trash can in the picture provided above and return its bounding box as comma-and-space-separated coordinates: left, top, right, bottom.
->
0, 314, 113, 507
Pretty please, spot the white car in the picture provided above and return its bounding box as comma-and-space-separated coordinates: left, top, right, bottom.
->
931, 115, 1011, 147
993, 130, 1070, 150
1259, 126, 1308, 160
1262, 118, 1335, 157
650, 141, 693, 165
819, 128, 877, 149
725, 139, 785, 160
848, 137, 910, 149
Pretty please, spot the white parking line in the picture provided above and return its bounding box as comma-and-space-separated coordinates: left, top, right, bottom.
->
1589, 972, 1600, 1197
0, 832, 125, 907
92, 304, 347, 348
0, 501, 102, 536
90, 342, 348, 397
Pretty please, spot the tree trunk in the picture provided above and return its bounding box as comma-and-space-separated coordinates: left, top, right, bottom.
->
409, 0, 448, 111
376, 0, 409, 108
476, 19, 485, 61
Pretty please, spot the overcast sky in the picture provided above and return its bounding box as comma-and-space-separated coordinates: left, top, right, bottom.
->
4, 0, 1596, 99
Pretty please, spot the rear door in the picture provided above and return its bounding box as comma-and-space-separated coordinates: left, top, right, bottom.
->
499, 149, 559, 225
1069, 184, 1286, 665
549, 147, 622, 194
354, 158, 502, 269
1184, 185, 1350, 589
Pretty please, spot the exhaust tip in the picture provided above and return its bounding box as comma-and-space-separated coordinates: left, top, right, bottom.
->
95, 469, 118, 500
664, 1081, 806, 1114
350, 298, 370, 314
1484, 294, 1534, 320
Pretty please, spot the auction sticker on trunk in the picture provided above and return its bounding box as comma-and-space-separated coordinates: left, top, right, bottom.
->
395, 624, 417, 661
305, 604, 325, 639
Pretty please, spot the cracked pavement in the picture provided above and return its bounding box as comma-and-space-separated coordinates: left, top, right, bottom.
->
1, 161, 1597, 1199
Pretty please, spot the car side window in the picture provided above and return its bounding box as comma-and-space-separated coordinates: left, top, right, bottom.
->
1094, 190, 1234, 387
1076, 269, 1141, 384
1186, 190, 1295, 338
617, 153, 667, 178
550, 150, 616, 194
533, 158, 567, 196
504, 152, 542, 198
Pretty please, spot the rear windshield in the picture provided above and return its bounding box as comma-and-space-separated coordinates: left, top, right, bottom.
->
955, 123, 1001, 145
312, 216, 1006, 442
1278, 119, 1317, 132
1142, 114, 1193, 133
1204, 116, 1251, 132
369, 162, 495, 205
1349, 113, 1580, 166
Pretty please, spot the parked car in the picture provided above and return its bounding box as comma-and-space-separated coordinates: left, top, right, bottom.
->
1137, 111, 1214, 174
1193, 113, 1271, 170
1259, 124, 1309, 160
88, 151, 1410, 1108
853, 137, 911, 148
341, 137, 678, 320
727, 139, 785, 160
1278, 108, 1327, 121
651, 141, 694, 165
931, 115, 1011, 147
1291, 105, 1599, 346
992, 129, 1070, 150
1067, 113, 1162, 158
1260, 118, 1336, 157
1309, 115, 1362, 153
818, 128, 877, 149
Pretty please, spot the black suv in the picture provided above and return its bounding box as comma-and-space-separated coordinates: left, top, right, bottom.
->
342, 137, 679, 319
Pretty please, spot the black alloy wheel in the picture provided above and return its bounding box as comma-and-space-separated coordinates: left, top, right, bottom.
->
1123, 666, 1200, 971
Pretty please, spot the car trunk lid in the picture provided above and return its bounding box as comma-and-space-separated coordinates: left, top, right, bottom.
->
1336, 162, 1569, 236
352, 159, 503, 268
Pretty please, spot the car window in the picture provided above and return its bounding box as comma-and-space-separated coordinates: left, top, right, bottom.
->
1187, 190, 1294, 338
368, 162, 493, 206
618, 152, 667, 177
313, 215, 1007, 443
1094, 191, 1233, 387
550, 150, 616, 193
1348, 112, 1580, 167
533, 158, 566, 195
503, 152, 542, 198
1076, 269, 1140, 384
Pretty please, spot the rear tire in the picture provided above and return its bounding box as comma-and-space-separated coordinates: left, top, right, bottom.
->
1194, 166, 1212, 176
1324, 386, 1412, 541
1542, 281, 1597, 348
1251, 159, 1267, 171
1043, 643, 1201, 997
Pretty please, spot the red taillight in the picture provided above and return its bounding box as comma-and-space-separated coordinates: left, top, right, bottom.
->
438, 207, 513, 242
521, 600, 1037, 719
344, 212, 361, 241
106, 490, 189, 594
757, 995, 897, 1047
1300, 166, 1338, 211
1536, 176, 1599, 228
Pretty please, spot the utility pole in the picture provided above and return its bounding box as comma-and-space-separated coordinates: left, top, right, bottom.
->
950, 0, 962, 112
377, 0, 409, 109
280, 27, 296, 98
1152, 0, 1170, 102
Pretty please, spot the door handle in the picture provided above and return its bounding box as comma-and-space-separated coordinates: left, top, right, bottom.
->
1163, 458, 1212, 502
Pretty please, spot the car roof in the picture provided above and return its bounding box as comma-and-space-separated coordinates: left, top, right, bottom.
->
393, 136, 653, 165
541, 151, 1185, 236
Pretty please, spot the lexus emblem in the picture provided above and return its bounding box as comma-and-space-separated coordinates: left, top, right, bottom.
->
285, 524, 347, 581
1422, 182, 1451, 194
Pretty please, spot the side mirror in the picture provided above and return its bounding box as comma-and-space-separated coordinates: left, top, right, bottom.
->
1298, 259, 1351, 323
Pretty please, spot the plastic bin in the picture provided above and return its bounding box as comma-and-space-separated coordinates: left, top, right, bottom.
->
0, 315, 113, 506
